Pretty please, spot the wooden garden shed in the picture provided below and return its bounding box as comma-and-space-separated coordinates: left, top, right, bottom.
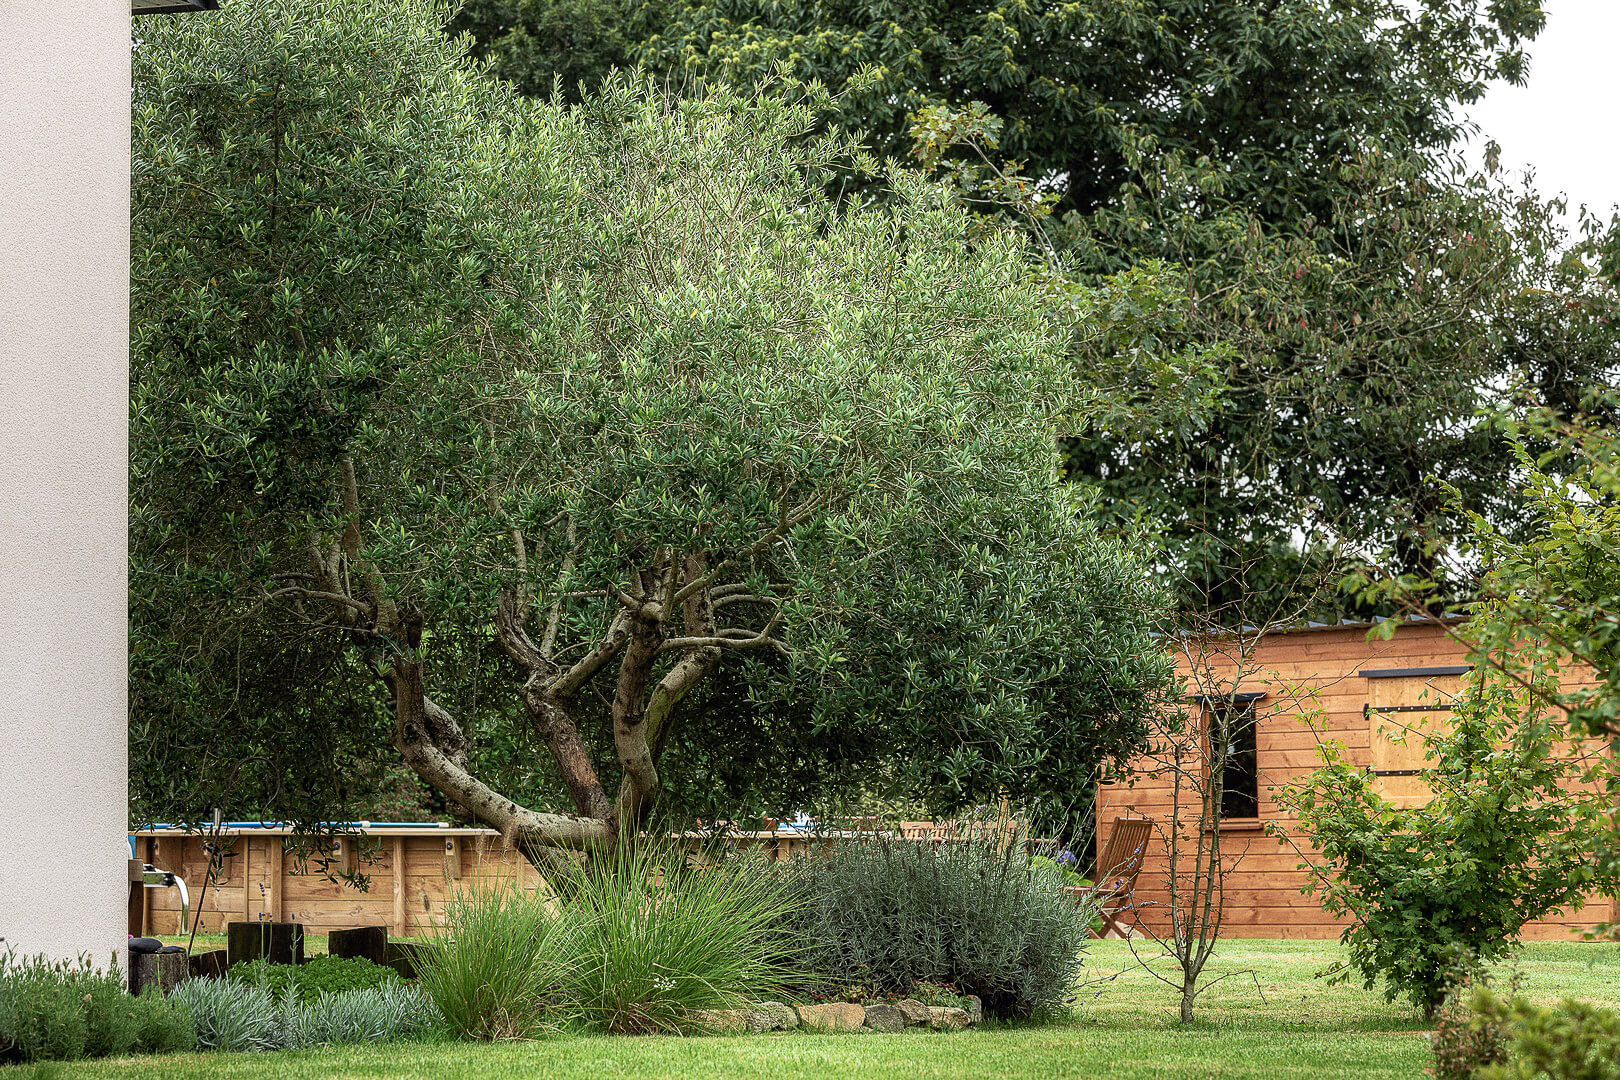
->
1096, 619, 1614, 940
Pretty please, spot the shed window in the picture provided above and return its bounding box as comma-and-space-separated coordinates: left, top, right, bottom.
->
1213, 698, 1260, 820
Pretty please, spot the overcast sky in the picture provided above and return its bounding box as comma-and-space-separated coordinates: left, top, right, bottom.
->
1464, 0, 1620, 220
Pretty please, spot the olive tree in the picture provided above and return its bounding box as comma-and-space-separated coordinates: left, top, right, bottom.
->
131, 0, 1172, 855
454, 0, 1620, 623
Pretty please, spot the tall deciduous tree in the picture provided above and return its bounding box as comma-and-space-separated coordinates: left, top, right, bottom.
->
131, 0, 1172, 850
461, 0, 1540, 221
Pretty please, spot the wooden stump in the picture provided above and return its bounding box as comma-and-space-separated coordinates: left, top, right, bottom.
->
384, 940, 430, 980
188, 949, 229, 979
226, 921, 305, 967
327, 926, 389, 966
127, 859, 146, 938
130, 950, 188, 996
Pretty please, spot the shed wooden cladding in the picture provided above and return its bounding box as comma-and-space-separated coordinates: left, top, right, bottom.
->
130, 825, 860, 938
1096, 620, 1615, 942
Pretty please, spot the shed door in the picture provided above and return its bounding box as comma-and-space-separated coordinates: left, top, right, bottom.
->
1366, 673, 1465, 808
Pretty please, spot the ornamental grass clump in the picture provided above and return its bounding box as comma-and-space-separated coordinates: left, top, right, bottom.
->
779, 826, 1090, 1019
415, 881, 574, 1040
555, 842, 804, 1034
418, 839, 804, 1038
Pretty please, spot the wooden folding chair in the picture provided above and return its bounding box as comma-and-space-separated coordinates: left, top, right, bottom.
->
1085, 816, 1154, 939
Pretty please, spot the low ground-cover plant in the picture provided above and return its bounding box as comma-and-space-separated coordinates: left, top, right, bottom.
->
0, 949, 193, 1063
279, 984, 441, 1049
777, 829, 1090, 1019
233, 954, 402, 1002
864, 981, 977, 1011
170, 978, 281, 1052
172, 969, 439, 1052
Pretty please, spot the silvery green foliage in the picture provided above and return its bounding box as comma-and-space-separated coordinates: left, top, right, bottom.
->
130, 0, 1171, 839
169, 979, 281, 1053
170, 977, 439, 1052
278, 985, 441, 1048
780, 833, 1091, 1019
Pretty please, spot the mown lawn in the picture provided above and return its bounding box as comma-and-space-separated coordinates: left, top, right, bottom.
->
22, 939, 1620, 1079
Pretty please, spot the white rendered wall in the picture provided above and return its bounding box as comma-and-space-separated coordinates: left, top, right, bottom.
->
0, 6, 131, 966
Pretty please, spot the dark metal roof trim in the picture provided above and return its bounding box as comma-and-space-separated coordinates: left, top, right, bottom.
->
1154, 613, 1470, 642
1357, 665, 1473, 679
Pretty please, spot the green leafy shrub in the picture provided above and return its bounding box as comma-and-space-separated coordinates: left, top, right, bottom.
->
1030, 854, 1090, 889
1030, 855, 1104, 935
1470, 987, 1620, 1080
1280, 670, 1613, 1018
0, 950, 190, 1063
280, 984, 440, 1048
416, 882, 573, 1040
556, 843, 802, 1034
778, 830, 1090, 1018
81, 966, 142, 1058
169, 977, 280, 1052
233, 955, 401, 1002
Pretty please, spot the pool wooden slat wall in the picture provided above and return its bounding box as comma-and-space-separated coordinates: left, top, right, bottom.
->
136, 829, 547, 937
131, 827, 871, 938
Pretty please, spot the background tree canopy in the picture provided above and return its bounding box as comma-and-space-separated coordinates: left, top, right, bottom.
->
131, 0, 1173, 845
453, 0, 1620, 620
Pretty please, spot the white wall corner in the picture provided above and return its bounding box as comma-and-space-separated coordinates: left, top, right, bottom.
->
0, 4, 132, 971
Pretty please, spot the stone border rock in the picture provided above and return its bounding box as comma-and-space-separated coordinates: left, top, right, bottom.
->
699, 997, 980, 1035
